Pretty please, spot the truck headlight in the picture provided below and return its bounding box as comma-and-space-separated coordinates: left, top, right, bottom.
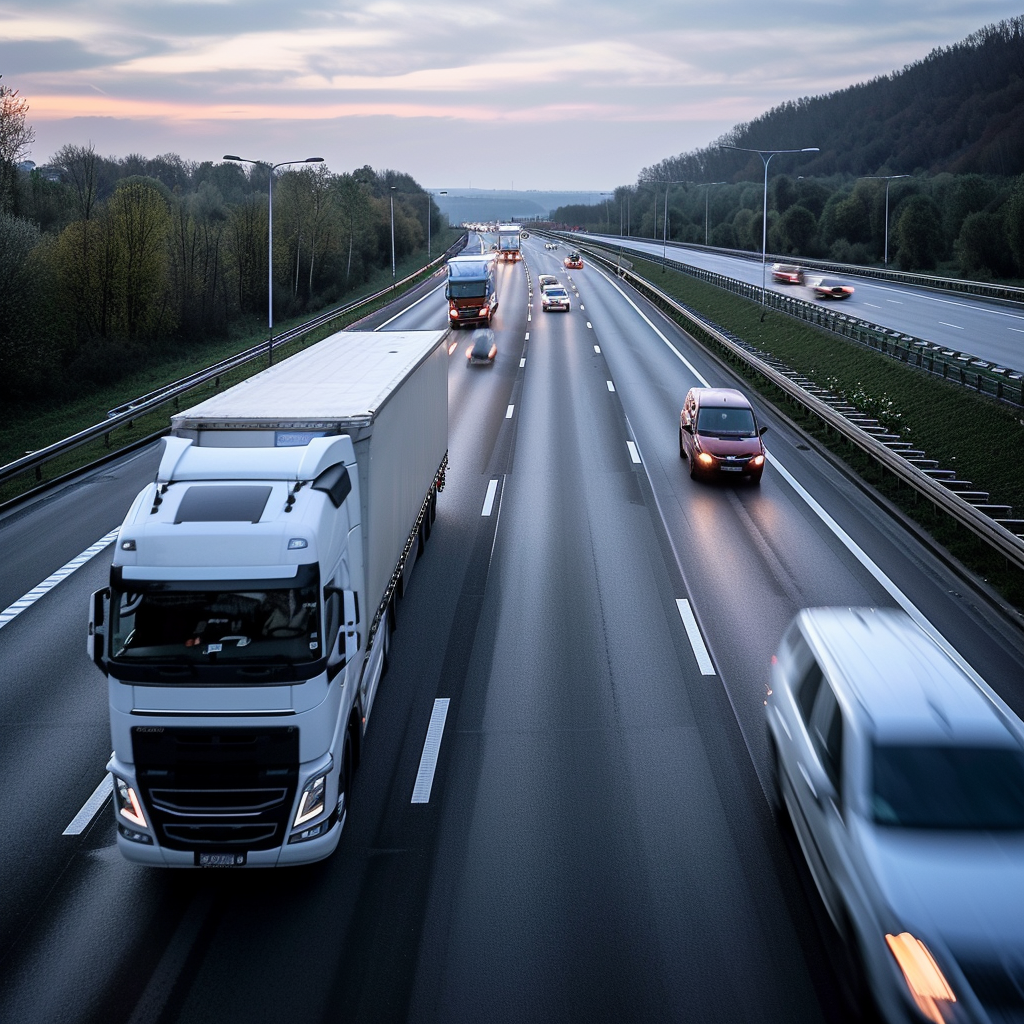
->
294, 773, 328, 827
114, 776, 148, 829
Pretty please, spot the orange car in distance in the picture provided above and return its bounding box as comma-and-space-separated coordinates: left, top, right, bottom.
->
564, 252, 584, 269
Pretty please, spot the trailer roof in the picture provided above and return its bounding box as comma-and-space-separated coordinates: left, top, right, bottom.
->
171, 330, 447, 430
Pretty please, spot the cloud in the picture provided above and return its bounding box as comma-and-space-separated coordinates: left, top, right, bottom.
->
7, 0, 1022, 187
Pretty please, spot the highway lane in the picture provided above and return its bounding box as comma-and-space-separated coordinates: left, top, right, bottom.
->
0, 232, 1022, 1022
574, 233, 1024, 370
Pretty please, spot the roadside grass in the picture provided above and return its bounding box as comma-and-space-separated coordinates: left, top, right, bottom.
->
0, 234, 458, 507
629, 256, 1024, 610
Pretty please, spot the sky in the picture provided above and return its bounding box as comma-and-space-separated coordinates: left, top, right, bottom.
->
2, 1, 1022, 191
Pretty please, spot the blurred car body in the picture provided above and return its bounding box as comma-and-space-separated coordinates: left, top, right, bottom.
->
766, 607, 1024, 1024
537, 274, 560, 292
810, 276, 855, 300
564, 253, 584, 269
465, 330, 497, 365
772, 263, 806, 284
679, 387, 767, 483
541, 286, 571, 312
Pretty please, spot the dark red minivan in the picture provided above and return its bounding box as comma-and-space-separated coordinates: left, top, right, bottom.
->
679, 387, 767, 484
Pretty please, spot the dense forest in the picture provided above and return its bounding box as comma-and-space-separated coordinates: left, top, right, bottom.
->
0, 106, 445, 406
551, 18, 1024, 282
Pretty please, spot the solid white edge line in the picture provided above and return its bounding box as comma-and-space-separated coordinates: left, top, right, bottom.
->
374, 280, 446, 330
0, 529, 120, 631
63, 771, 113, 835
481, 479, 499, 516
505, 405, 514, 419
765, 453, 1018, 721
676, 599, 716, 675
606, 381, 615, 391
626, 441, 641, 464
411, 698, 451, 803
598, 264, 1008, 716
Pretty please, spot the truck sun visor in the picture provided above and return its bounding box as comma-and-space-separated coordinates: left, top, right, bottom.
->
312, 464, 352, 509
174, 485, 273, 524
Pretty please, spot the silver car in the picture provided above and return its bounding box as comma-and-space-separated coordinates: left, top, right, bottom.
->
766, 607, 1024, 1024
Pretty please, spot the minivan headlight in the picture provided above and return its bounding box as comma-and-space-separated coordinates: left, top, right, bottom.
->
885, 932, 957, 1019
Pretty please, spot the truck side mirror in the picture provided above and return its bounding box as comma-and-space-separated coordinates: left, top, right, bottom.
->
88, 588, 110, 675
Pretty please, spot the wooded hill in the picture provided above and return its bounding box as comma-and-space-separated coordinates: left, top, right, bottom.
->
550, 18, 1024, 282
651, 17, 1024, 185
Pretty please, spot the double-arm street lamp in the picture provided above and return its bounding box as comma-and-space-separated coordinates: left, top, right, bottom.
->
224, 154, 324, 365
860, 174, 909, 265
722, 145, 818, 305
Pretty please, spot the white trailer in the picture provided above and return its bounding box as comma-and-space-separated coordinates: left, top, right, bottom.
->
88, 329, 449, 867
496, 223, 522, 262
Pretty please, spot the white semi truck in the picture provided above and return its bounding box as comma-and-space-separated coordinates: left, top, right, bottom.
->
88, 329, 449, 867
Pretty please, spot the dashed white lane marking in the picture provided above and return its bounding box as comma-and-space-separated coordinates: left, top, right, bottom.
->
525, 332, 530, 340
506, 404, 514, 419
586, 322, 593, 329
606, 380, 615, 392
528, 314, 532, 322
63, 770, 113, 835
626, 441, 641, 464
594, 345, 601, 353
411, 698, 451, 803
520, 358, 526, 367
1009, 327, 1024, 334
887, 299, 903, 304
0, 529, 119, 631
938, 321, 963, 329
448, 341, 458, 355
676, 600, 716, 676
481, 479, 499, 516
580, 304, 585, 310
865, 303, 880, 308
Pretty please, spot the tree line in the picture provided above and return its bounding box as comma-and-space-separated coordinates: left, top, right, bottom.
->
0, 128, 444, 406
551, 171, 1024, 282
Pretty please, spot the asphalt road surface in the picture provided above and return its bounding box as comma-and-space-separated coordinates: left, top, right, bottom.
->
1, 234, 1022, 1023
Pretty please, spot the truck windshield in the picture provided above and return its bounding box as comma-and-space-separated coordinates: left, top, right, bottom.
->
110, 578, 321, 664
448, 281, 488, 298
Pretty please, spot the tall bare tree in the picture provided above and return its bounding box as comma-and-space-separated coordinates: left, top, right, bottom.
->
0, 80, 36, 212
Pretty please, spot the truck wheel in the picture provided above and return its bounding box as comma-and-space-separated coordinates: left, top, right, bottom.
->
338, 736, 353, 826
429, 487, 437, 525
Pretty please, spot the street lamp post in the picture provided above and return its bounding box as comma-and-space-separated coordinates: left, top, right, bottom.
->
700, 181, 727, 246
431, 191, 448, 257
861, 174, 909, 265
224, 154, 324, 365
722, 145, 818, 306
389, 185, 397, 285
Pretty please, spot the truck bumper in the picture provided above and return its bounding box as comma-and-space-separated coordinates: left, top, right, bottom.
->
115, 812, 344, 867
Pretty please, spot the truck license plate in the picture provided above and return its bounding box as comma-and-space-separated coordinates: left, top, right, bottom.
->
197, 852, 246, 867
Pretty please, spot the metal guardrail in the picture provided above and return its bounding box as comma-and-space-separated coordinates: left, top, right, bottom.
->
575, 232, 1024, 306
0, 235, 468, 493
574, 239, 1024, 409
574, 240, 1024, 575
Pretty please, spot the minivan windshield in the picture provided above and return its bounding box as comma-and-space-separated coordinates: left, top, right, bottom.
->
872, 743, 1024, 830
111, 577, 321, 665
696, 406, 757, 437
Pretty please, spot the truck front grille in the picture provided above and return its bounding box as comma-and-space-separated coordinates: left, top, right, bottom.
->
132, 726, 299, 852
